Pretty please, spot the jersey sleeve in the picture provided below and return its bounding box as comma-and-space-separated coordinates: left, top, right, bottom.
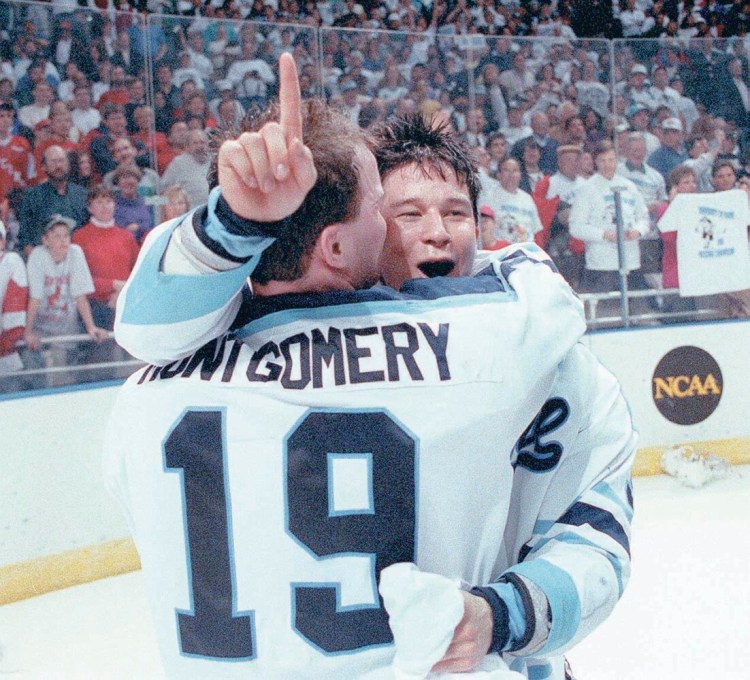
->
114, 187, 276, 365
481, 344, 636, 659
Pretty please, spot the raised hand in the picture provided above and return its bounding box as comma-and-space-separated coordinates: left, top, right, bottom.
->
217, 52, 318, 222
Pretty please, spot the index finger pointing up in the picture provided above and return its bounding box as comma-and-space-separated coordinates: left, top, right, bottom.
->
278, 52, 303, 144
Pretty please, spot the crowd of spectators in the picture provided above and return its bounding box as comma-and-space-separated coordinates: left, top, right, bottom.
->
0, 0, 749, 386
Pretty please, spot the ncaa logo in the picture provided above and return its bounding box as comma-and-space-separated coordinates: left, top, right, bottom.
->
652, 346, 723, 425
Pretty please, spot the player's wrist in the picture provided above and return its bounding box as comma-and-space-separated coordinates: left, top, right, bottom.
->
469, 586, 510, 653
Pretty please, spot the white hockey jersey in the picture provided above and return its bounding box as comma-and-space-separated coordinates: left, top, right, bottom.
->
104, 248, 596, 678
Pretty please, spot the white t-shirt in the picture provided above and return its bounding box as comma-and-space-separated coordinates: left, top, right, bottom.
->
26, 243, 94, 337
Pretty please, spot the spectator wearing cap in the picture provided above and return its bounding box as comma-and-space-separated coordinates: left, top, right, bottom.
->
617, 63, 657, 112
0, 217, 28, 375
71, 184, 139, 330
532, 145, 586, 274
17, 144, 88, 257
570, 139, 651, 296
23, 214, 107, 369
648, 117, 687, 182
0, 103, 35, 204
112, 164, 153, 243
625, 103, 660, 155
500, 98, 532, 147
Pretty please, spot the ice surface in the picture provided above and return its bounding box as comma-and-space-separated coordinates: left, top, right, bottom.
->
0, 473, 748, 679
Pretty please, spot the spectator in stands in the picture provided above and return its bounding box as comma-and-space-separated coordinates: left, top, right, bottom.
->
103, 137, 159, 197
23, 214, 107, 371
70, 83, 101, 137
618, 132, 667, 219
112, 164, 153, 244
160, 128, 210, 209
718, 58, 749, 129
90, 103, 131, 177
499, 51, 535, 102
226, 36, 276, 92
152, 61, 180, 132
71, 185, 139, 330
648, 117, 687, 182
130, 105, 170, 174
617, 63, 656, 111
159, 184, 191, 223
67, 149, 94, 190
501, 99, 532, 147
487, 157, 543, 248
712, 158, 738, 192
486, 131, 509, 175
517, 136, 545, 194
18, 81, 54, 131
97, 64, 130, 109
532, 143, 586, 284
656, 164, 699, 315
17, 145, 88, 257
570, 139, 650, 294
209, 79, 245, 121
0, 217, 28, 375
34, 101, 80, 176
181, 91, 218, 129
111, 29, 143, 77
0, 103, 35, 203
684, 129, 727, 193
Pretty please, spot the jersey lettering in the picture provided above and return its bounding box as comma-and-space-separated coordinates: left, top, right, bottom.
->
164, 408, 417, 661
513, 397, 569, 472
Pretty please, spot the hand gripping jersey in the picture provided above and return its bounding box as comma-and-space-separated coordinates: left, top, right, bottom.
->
104, 239, 590, 678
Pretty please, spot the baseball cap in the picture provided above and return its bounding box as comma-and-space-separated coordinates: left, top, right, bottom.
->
630, 64, 648, 76
661, 117, 683, 131
43, 214, 76, 234
626, 103, 648, 118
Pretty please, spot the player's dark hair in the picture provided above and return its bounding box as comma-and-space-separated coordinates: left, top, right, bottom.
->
208, 98, 370, 284
371, 113, 480, 222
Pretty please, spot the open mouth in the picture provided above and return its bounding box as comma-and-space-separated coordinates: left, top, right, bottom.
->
417, 260, 455, 278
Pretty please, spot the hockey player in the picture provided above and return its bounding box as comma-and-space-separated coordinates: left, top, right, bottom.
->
109, 54, 632, 677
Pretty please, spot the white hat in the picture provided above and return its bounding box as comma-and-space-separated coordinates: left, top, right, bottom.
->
630, 64, 648, 76
0, 219, 6, 240
216, 79, 233, 91
661, 117, 683, 131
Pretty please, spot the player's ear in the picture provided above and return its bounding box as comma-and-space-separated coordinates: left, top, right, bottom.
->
317, 222, 346, 270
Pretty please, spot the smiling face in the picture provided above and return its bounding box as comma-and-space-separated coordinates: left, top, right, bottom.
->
380, 162, 477, 290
